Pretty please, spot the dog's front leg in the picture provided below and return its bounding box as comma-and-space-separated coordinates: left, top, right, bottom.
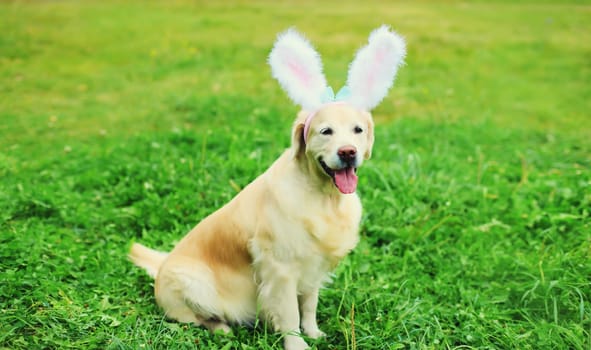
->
257, 264, 309, 350
300, 287, 325, 339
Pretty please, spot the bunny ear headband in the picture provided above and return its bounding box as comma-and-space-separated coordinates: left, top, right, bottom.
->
268, 25, 406, 142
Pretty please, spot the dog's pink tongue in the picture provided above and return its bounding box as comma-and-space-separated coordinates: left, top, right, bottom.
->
334, 168, 358, 194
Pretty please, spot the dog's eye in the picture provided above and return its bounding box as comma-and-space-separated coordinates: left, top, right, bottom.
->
320, 128, 333, 136
354, 126, 363, 134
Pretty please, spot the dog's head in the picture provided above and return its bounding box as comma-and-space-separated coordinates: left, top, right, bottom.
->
291, 104, 374, 193
269, 25, 406, 194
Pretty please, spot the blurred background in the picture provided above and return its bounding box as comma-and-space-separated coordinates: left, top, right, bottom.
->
2, 0, 589, 154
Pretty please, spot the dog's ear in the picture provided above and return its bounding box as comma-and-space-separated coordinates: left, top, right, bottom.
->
346, 25, 406, 111
363, 112, 375, 160
269, 28, 327, 111
291, 111, 308, 157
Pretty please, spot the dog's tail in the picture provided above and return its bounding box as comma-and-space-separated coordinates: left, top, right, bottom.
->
129, 243, 169, 279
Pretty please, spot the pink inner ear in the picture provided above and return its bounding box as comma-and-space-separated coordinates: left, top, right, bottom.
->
361, 46, 387, 97
286, 57, 311, 88
374, 46, 387, 64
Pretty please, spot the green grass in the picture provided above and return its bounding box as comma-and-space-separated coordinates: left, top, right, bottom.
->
1, 0, 590, 349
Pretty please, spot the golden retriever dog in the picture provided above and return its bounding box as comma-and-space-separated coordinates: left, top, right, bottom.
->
129, 25, 406, 350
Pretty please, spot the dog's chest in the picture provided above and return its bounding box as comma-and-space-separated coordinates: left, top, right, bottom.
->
292, 199, 361, 290
250, 178, 362, 289
303, 205, 360, 259
288, 194, 362, 265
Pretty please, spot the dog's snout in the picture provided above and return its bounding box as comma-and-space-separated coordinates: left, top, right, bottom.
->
338, 146, 357, 162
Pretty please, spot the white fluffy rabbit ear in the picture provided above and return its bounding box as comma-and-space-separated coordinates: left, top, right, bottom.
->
268, 28, 327, 111
346, 25, 407, 111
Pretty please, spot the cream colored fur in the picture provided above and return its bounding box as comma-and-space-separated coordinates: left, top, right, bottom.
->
129, 104, 374, 350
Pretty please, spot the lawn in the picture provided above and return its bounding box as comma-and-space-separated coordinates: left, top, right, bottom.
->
1, 0, 590, 349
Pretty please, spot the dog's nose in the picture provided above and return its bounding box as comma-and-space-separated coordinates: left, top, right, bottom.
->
338, 146, 357, 163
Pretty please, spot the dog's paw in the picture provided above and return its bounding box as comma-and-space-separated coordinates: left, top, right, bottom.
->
204, 320, 232, 335
303, 327, 326, 339
284, 335, 309, 350
301, 320, 325, 339
212, 323, 232, 335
